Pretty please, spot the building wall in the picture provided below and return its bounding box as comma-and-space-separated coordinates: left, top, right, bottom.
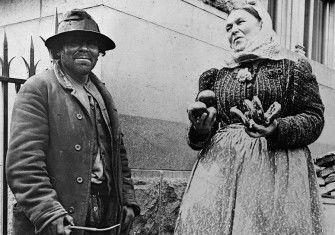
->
1, 0, 335, 233
269, 0, 335, 69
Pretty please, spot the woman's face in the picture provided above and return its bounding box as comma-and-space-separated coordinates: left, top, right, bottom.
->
226, 9, 262, 52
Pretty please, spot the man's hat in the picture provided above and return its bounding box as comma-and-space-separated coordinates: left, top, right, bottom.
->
45, 9, 115, 53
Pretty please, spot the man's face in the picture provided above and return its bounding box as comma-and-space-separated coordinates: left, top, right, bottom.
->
59, 36, 100, 76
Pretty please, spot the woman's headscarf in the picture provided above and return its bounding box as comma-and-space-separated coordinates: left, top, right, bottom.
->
225, 0, 285, 68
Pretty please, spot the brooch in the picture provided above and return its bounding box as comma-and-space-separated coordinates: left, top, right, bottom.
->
236, 68, 252, 82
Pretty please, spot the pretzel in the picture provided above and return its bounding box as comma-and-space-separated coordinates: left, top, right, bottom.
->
252, 96, 265, 124
264, 101, 281, 125
230, 106, 249, 126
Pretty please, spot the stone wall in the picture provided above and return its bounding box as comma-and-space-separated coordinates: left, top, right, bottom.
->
131, 170, 189, 234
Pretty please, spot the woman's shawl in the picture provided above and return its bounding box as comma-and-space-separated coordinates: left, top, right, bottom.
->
225, 0, 285, 68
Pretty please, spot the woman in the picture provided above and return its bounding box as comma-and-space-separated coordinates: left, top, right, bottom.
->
175, 1, 325, 234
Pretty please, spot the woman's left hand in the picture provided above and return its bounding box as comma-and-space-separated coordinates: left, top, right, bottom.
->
245, 119, 278, 138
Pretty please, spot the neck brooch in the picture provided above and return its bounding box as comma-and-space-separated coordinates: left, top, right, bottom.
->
236, 68, 253, 82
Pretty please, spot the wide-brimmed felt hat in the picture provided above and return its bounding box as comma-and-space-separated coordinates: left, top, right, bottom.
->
45, 9, 115, 53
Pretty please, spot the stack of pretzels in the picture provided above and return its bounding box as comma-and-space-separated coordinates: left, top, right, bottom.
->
230, 96, 281, 129
187, 92, 282, 130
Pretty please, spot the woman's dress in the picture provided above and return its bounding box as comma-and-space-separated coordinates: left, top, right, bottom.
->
174, 58, 325, 235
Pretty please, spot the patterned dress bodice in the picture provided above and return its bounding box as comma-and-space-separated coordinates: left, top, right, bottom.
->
189, 57, 324, 149
199, 59, 294, 125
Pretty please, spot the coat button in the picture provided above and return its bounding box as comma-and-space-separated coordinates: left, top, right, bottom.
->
76, 113, 83, 120
68, 206, 75, 214
76, 177, 83, 184
74, 144, 81, 151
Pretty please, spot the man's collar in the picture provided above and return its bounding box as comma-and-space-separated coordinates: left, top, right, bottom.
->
53, 61, 75, 90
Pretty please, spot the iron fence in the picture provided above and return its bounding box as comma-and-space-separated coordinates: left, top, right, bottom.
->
1, 32, 38, 235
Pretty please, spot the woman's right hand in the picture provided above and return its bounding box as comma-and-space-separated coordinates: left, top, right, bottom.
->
188, 106, 217, 135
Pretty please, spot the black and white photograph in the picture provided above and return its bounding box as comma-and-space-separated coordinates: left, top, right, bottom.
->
0, 0, 334, 234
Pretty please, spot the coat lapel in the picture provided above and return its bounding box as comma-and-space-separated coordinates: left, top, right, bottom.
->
53, 62, 92, 116
53, 62, 119, 141
89, 73, 119, 142
89, 73, 122, 207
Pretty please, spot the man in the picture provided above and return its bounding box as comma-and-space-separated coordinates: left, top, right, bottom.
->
6, 9, 140, 235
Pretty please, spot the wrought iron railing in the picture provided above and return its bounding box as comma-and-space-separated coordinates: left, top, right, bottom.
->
1, 32, 37, 235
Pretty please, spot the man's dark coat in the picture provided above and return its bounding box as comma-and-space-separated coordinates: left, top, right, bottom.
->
6, 66, 139, 235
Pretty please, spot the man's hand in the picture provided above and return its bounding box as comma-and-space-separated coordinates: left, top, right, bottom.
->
121, 206, 135, 235
41, 214, 74, 235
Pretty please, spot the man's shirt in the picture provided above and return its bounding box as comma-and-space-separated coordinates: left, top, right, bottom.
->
54, 62, 112, 184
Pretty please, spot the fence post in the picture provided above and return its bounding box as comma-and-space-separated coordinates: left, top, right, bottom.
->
1, 31, 15, 235
21, 36, 39, 82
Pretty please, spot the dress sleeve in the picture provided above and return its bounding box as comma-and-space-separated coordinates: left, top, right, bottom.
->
198, 68, 219, 92
188, 68, 219, 150
267, 58, 325, 148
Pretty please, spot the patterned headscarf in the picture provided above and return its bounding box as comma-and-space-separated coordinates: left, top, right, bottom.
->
225, 0, 285, 68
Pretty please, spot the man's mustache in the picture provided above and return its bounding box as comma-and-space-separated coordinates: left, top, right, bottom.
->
74, 51, 97, 60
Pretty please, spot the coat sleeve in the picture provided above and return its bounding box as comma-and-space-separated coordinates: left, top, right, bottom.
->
188, 68, 219, 150
6, 79, 68, 233
120, 133, 141, 216
267, 58, 325, 148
